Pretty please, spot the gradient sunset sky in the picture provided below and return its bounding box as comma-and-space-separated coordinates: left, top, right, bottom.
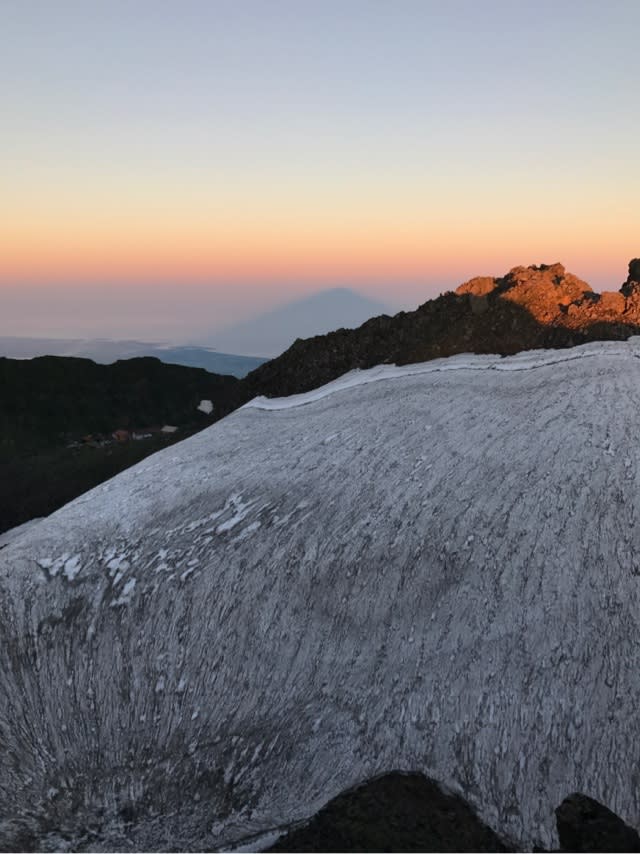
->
2, 0, 639, 340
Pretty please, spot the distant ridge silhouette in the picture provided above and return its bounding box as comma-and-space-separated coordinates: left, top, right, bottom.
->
0, 336, 266, 377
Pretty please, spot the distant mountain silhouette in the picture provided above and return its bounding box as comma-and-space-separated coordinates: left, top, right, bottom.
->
207, 288, 389, 357
0, 337, 266, 377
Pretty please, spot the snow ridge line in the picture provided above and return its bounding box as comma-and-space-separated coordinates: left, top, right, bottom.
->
243, 338, 640, 412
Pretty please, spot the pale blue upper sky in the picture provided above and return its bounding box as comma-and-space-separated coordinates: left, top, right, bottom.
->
2, 0, 640, 339
5, 0, 639, 158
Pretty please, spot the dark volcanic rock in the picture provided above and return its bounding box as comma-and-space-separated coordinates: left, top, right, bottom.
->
244, 259, 640, 400
456, 275, 497, 297
269, 783, 640, 853
243, 260, 640, 400
621, 258, 640, 297
556, 793, 640, 852
243, 291, 546, 399
268, 772, 508, 853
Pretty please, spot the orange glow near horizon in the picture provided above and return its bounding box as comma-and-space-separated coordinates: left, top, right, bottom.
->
3, 135, 638, 295
3, 0, 640, 340
2, 198, 637, 292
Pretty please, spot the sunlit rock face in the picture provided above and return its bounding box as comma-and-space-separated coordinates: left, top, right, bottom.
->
2, 341, 640, 851
455, 259, 635, 325
244, 258, 640, 400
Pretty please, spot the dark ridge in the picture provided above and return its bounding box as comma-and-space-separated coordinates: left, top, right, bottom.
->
243, 259, 640, 398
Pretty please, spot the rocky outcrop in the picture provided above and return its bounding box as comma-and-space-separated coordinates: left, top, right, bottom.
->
459, 260, 639, 329
269, 780, 640, 853
556, 793, 640, 853
621, 258, 640, 298
245, 259, 640, 399
268, 772, 508, 852
455, 276, 497, 297
490, 262, 592, 323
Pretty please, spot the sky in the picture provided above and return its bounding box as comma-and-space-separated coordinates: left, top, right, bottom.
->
2, 0, 640, 341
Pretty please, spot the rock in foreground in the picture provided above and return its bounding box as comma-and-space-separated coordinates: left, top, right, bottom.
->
245, 258, 640, 397
268, 772, 508, 852
556, 793, 640, 853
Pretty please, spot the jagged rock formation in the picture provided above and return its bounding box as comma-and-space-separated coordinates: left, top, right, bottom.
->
3, 341, 640, 850
245, 259, 640, 398
459, 262, 631, 326
621, 258, 640, 298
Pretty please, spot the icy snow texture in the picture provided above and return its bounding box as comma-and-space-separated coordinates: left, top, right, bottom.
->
0, 517, 44, 549
2, 340, 640, 850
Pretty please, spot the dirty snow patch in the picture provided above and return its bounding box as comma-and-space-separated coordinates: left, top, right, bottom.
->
216, 494, 254, 534
62, 555, 82, 581
197, 399, 214, 414
112, 577, 137, 606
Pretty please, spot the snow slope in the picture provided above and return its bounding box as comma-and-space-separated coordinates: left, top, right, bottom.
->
2, 340, 640, 850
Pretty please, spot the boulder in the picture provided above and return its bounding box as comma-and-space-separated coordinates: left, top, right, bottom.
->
269, 772, 508, 853
598, 291, 626, 314
456, 276, 497, 297
621, 259, 640, 297
556, 793, 640, 852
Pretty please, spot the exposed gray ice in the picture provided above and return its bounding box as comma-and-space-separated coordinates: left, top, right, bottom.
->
2, 340, 640, 850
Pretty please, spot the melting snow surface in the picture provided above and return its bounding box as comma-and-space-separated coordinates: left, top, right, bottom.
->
0, 518, 44, 550
2, 339, 640, 851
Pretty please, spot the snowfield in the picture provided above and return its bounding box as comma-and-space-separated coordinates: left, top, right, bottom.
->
2, 340, 640, 850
